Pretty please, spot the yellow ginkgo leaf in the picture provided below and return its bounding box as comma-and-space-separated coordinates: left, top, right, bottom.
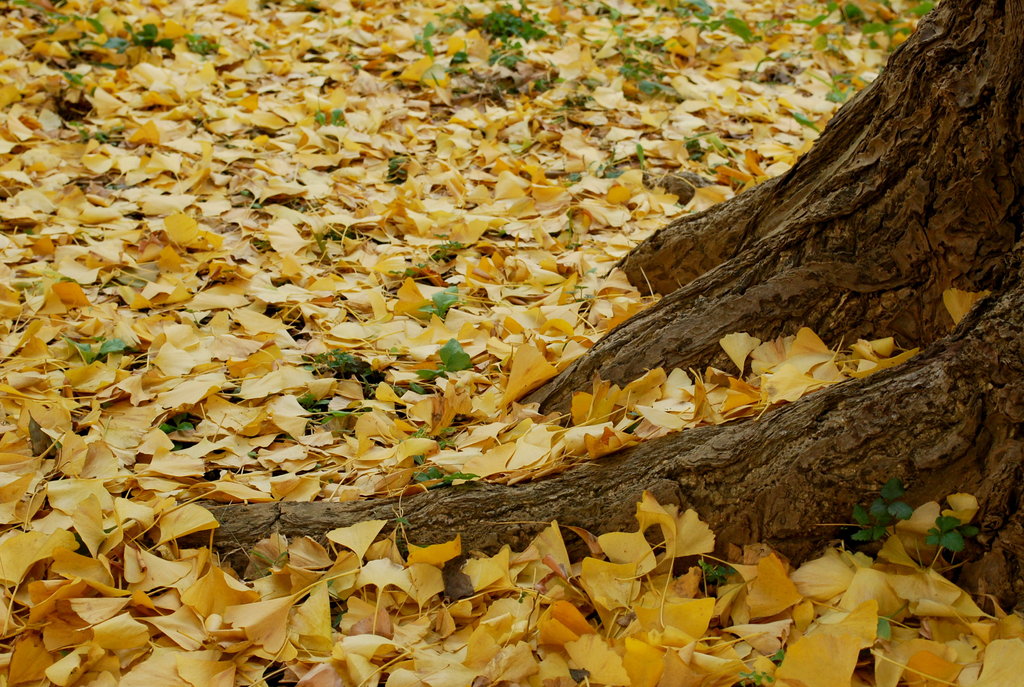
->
943, 287, 989, 324
128, 120, 161, 145
501, 342, 558, 406
720, 331, 762, 374
407, 535, 461, 567
326, 520, 387, 560
746, 553, 802, 619
565, 635, 630, 686
155, 504, 219, 545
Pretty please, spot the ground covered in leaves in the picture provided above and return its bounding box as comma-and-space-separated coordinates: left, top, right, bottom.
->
2, 0, 1021, 683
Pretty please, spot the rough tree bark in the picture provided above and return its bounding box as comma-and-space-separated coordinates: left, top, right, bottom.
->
197, 0, 1024, 606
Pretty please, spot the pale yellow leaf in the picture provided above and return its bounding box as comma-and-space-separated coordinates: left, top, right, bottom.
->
326, 520, 387, 560
943, 288, 989, 325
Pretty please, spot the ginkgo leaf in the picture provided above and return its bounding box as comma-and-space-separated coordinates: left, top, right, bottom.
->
720, 332, 762, 374
223, 595, 298, 654
326, 520, 387, 560
501, 342, 558, 406
973, 639, 1024, 687
746, 553, 802, 618
156, 504, 219, 545
407, 535, 461, 567
943, 288, 989, 325
565, 635, 630, 686
776, 631, 861, 687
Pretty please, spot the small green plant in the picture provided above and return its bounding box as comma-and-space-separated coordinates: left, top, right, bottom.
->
698, 559, 735, 587
429, 241, 465, 263
249, 548, 288, 575
311, 406, 372, 428
61, 71, 85, 86
851, 478, 914, 542
481, 4, 546, 41
103, 22, 174, 53
65, 336, 132, 363
419, 286, 461, 319
807, 71, 855, 103
926, 515, 979, 554
790, 110, 820, 133
386, 156, 409, 184
69, 121, 125, 143
738, 670, 775, 686
620, 56, 675, 96
159, 413, 199, 434
296, 392, 327, 411
304, 350, 384, 392
411, 466, 479, 488
488, 42, 526, 69
692, 10, 760, 44
436, 426, 458, 449
186, 33, 219, 56
668, 0, 713, 17
416, 339, 472, 381
467, 2, 546, 70
314, 108, 345, 126
415, 22, 437, 57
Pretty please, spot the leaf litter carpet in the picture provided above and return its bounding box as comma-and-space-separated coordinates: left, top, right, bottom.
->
0, 0, 1019, 684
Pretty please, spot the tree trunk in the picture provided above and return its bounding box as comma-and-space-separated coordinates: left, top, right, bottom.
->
199, 0, 1024, 606
528, 0, 1023, 413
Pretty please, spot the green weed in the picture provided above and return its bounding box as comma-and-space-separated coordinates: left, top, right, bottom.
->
851, 478, 913, 542
416, 339, 472, 381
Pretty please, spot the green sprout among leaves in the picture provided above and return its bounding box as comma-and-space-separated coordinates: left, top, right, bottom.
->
159, 413, 198, 434
65, 336, 132, 364
738, 671, 775, 686
419, 286, 461, 319
851, 478, 914, 542
698, 558, 735, 587
416, 339, 472, 381
303, 350, 384, 393
186, 33, 219, 56
411, 465, 479, 488
790, 110, 820, 133
104, 22, 174, 53
314, 108, 345, 126
386, 156, 409, 184
481, 4, 546, 41
429, 240, 465, 263
926, 515, 979, 554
